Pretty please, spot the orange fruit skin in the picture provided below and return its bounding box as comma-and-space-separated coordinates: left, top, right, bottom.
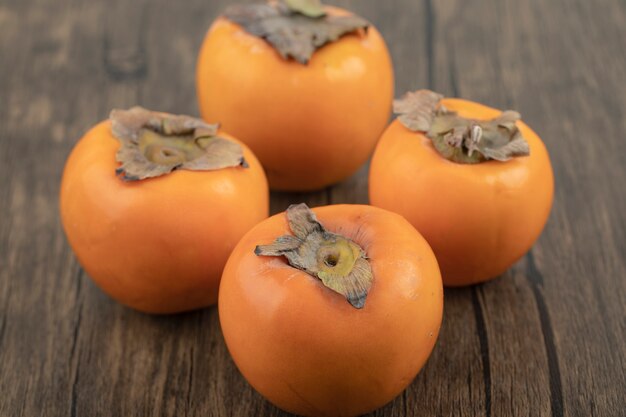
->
219, 204, 443, 417
59, 121, 269, 313
196, 8, 394, 191
369, 98, 554, 286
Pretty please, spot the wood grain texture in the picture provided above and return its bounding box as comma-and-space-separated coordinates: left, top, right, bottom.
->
0, 0, 625, 416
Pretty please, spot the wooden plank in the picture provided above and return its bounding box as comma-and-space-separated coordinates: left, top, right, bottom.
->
423, 1, 558, 415
514, 0, 626, 413
426, 1, 626, 417
0, 1, 106, 416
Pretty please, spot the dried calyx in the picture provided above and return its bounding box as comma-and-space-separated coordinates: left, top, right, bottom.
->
110, 107, 246, 181
255, 203, 373, 309
394, 90, 530, 164
223, 0, 369, 64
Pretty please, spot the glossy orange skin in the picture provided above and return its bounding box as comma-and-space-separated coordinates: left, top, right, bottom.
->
196, 8, 394, 191
219, 205, 443, 417
369, 99, 554, 286
60, 121, 269, 313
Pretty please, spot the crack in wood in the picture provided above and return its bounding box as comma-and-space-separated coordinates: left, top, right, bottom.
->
526, 251, 565, 417
104, 42, 148, 81
67, 266, 84, 417
424, 0, 435, 89
68, 268, 84, 363
449, 49, 460, 97
0, 299, 6, 351
103, 3, 149, 81
471, 287, 492, 417
185, 346, 194, 417
69, 345, 80, 417
0, 273, 10, 353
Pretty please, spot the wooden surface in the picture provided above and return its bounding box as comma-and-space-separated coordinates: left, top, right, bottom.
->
1, 0, 625, 415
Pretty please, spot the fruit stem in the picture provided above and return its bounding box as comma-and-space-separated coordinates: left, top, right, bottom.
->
255, 203, 373, 309
110, 107, 246, 181
394, 90, 530, 164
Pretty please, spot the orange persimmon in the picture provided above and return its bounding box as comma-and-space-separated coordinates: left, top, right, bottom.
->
219, 203, 443, 417
196, 1, 393, 191
60, 108, 268, 313
369, 90, 554, 286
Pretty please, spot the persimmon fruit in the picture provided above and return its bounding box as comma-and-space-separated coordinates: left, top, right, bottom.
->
219, 203, 443, 417
369, 90, 554, 286
60, 108, 268, 313
196, 1, 394, 191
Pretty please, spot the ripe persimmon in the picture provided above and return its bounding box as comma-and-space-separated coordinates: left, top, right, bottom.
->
196, 0, 394, 191
60, 107, 268, 313
369, 90, 554, 286
219, 203, 443, 417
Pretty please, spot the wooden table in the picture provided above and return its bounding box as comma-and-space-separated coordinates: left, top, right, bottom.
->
1, 0, 624, 415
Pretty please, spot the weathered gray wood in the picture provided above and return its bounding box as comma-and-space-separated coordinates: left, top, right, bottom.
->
0, 0, 625, 416
421, 1, 626, 416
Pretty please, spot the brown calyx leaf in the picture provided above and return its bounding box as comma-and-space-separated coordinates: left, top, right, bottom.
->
110, 106, 247, 181
223, 1, 369, 64
255, 203, 373, 309
394, 89, 530, 164
393, 89, 444, 132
